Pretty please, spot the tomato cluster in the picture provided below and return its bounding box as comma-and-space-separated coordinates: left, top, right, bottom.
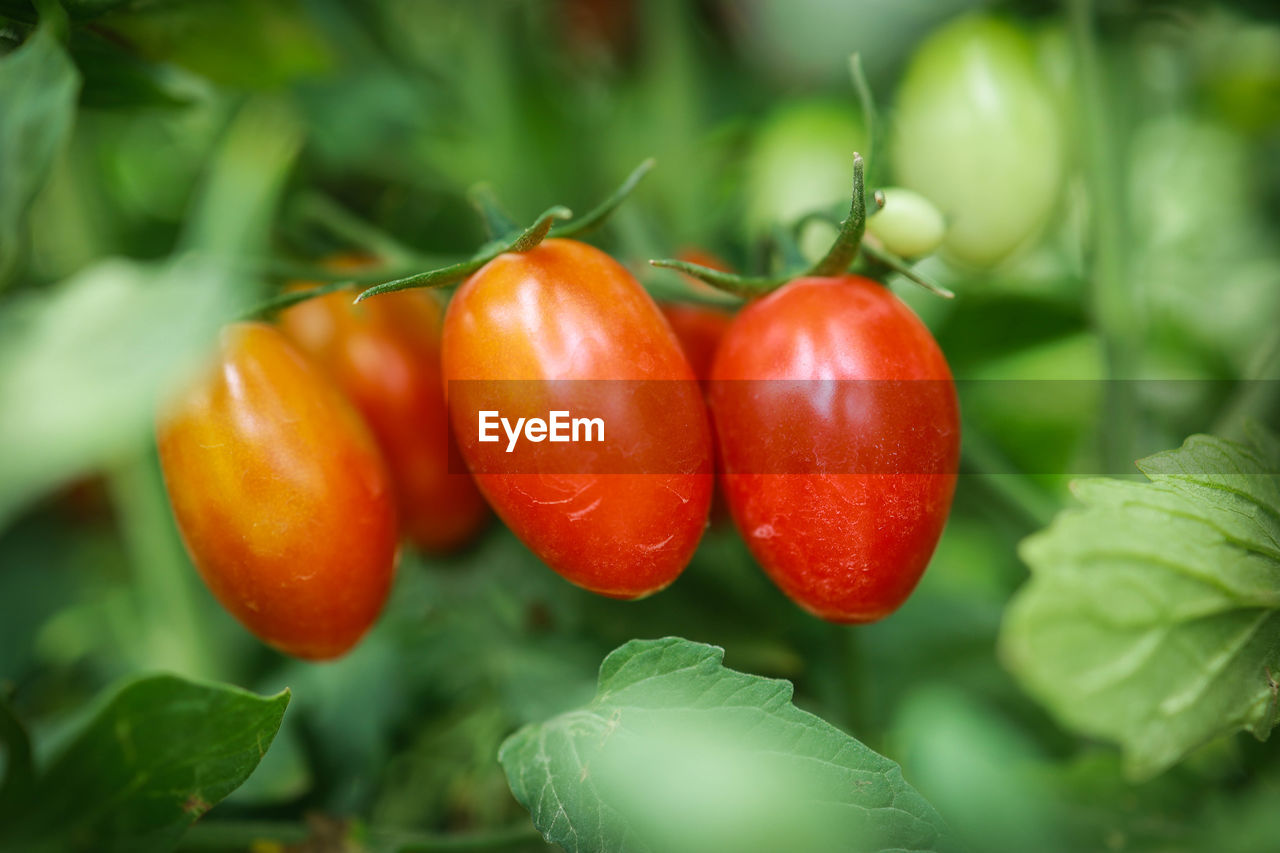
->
157, 156, 960, 661
157, 235, 958, 657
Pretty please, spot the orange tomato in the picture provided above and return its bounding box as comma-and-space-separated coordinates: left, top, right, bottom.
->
157, 323, 398, 660
280, 260, 487, 552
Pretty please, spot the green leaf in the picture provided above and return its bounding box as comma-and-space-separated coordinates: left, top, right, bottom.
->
0, 98, 299, 526
0, 256, 240, 527
1001, 427, 1280, 780
0, 675, 289, 852
499, 637, 956, 853
0, 18, 80, 281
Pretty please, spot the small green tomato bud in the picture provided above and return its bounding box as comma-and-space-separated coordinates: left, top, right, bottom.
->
866, 188, 946, 258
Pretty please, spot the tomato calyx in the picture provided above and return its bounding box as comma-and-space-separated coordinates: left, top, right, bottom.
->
651, 154, 954, 301
243, 159, 655, 318
351, 158, 654, 303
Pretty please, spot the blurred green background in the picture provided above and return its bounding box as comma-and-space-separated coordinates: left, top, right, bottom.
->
1, 1, 1279, 851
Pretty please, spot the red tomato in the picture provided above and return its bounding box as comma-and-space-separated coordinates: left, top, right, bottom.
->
279, 272, 488, 553
660, 301, 734, 524
662, 248, 735, 381
442, 238, 713, 598
157, 323, 398, 659
659, 302, 733, 383
709, 276, 959, 622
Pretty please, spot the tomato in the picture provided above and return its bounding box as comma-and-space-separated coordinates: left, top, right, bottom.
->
891, 15, 1065, 268
660, 299, 734, 524
744, 99, 868, 260
659, 250, 735, 384
865, 187, 946, 259
279, 264, 488, 553
442, 239, 713, 598
709, 277, 959, 622
157, 322, 398, 660
659, 302, 733, 384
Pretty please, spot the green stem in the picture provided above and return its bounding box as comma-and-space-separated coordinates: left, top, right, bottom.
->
647, 259, 784, 299
377, 824, 545, 852
468, 184, 522, 240
0, 695, 34, 819
508, 206, 573, 252
179, 819, 308, 848
355, 206, 571, 302
238, 279, 356, 321
32, 0, 69, 40
246, 257, 435, 285
1069, 0, 1141, 470
808, 154, 867, 277
833, 625, 871, 742
960, 419, 1060, 530
1212, 329, 1280, 440
848, 55, 884, 189
180, 820, 544, 852
859, 244, 954, 299
107, 452, 226, 680
551, 159, 656, 239
294, 193, 431, 267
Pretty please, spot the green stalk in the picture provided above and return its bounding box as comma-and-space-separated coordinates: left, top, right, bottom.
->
107, 451, 226, 680
809, 154, 868, 277
179, 820, 544, 852
960, 420, 1060, 531
1211, 328, 1280, 440
1069, 0, 1142, 470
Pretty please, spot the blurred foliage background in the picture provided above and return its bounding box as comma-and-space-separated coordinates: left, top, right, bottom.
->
1, 0, 1279, 851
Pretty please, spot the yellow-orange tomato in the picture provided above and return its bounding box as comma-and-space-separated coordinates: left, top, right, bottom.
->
157, 322, 398, 660
279, 274, 488, 553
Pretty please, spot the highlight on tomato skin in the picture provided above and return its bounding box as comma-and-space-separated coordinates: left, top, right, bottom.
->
709, 276, 960, 623
441, 238, 714, 599
279, 258, 489, 554
156, 322, 399, 661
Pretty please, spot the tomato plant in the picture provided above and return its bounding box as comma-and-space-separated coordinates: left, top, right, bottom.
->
9, 3, 1280, 851
891, 14, 1065, 268
442, 238, 713, 598
279, 260, 488, 553
709, 276, 959, 622
156, 322, 398, 660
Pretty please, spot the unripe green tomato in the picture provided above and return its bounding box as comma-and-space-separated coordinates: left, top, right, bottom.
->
744, 98, 867, 248
891, 15, 1065, 268
866, 188, 946, 258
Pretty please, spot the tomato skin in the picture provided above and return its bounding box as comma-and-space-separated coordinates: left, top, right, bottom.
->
279, 283, 488, 553
157, 323, 398, 660
442, 239, 713, 598
659, 302, 733, 383
709, 277, 959, 622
